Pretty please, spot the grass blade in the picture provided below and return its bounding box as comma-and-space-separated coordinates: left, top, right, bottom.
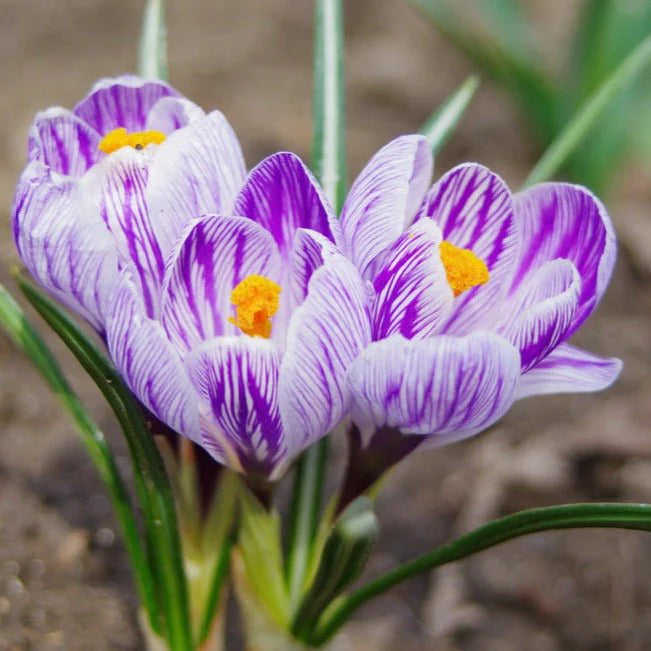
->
420, 75, 479, 154
311, 0, 346, 212
17, 276, 193, 650
0, 284, 160, 632
138, 0, 168, 80
310, 502, 651, 645
524, 32, 651, 187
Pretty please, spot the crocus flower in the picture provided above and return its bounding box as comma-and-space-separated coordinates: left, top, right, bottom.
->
334, 135, 621, 458
12, 75, 370, 478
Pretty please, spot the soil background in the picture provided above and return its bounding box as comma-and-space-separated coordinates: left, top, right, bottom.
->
1, 1, 651, 650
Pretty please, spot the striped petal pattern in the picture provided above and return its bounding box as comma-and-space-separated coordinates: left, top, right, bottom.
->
73, 75, 178, 134
348, 332, 520, 442
339, 135, 433, 278
512, 183, 616, 335
161, 215, 281, 353
186, 336, 285, 477
418, 163, 518, 334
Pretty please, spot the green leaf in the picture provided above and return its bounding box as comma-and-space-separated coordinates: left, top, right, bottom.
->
523, 32, 651, 188
16, 276, 193, 651
309, 502, 651, 645
138, 0, 168, 80
420, 75, 479, 154
0, 283, 160, 632
238, 487, 291, 629
292, 497, 378, 641
410, 0, 559, 144
311, 0, 346, 212
197, 536, 232, 646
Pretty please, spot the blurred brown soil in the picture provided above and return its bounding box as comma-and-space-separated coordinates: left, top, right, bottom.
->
1, 1, 651, 650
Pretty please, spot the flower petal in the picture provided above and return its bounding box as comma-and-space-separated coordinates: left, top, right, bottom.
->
145, 96, 205, 134
146, 110, 247, 258
106, 270, 200, 441
516, 343, 622, 399
12, 162, 118, 330
28, 108, 101, 177
511, 183, 616, 336
160, 215, 281, 354
185, 336, 285, 478
73, 75, 178, 134
279, 253, 372, 458
83, 147, 164, 317
348, 331, 520, 443
372, 217, 453, 340
339, 135, 433, 278
419, 163, 518, 334
496, 259, 581, 371
234, 151, 337, 259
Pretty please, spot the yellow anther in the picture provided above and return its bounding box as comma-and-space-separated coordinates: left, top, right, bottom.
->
98, 127, 166, 154
228, 275, 282, 338
439, 241, 489, 297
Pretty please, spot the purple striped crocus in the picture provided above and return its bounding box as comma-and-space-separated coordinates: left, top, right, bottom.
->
333, 135, 621, 459
12, 75, 370, 477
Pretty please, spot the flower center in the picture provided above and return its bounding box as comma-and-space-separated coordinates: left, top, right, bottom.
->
98, 127, 166, 154
439, 241, 489, 297
228, 275, 282, 338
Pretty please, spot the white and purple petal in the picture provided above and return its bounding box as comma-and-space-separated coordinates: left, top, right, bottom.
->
516, 343, 622, 399
28, 108, 101, 177
234, 151, 337, 260
145, 96, 205, 134
496, 259, 581, 371
147, 110, 247, 258
12, 161, 118, 330
73, 75, 178, 134
83, 146, 164, 317
279, 253, 372, 458
106, 271, 200, 441
511, 183, 616, 335
185, 336, 285, 478
348, 331, 520, 443
160, 215, 281, 354
419, 163, 518, 334
372, 218, 453, 340
339, 135, 433, 279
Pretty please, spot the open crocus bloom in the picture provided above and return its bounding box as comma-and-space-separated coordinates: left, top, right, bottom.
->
13, 75, 242, 331
334, 135, 622, 448
12, 76, 370, 478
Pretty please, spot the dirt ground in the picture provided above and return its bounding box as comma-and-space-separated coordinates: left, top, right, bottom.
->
1, 1, 651, 649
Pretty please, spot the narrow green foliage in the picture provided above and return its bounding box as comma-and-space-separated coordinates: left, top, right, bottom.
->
310, 502, 651, 645
238, 488, 291, 629
420, 76, 479, 154
16, 276, 193, 651
139, 0, 169, 80
524, 33, 651, 187
0, 283, 160, 633
292, 497, 378, 642
312, 0, 346, 212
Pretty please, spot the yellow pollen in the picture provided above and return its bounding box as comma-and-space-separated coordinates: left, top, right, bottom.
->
228, 275, 282, 338
439, 240, 489, 297
98, 127, 166, 154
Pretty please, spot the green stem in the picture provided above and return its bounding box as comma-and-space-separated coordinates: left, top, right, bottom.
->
523, 32, 651, 187
310, 502, 651, 645
286, 440, 328, 610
